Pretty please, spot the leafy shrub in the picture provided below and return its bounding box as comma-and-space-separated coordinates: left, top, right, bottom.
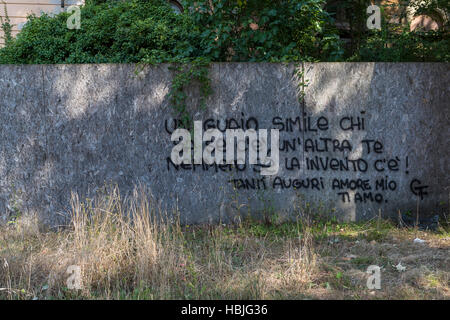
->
340, 0, 449, 62
0, 0, 201, 64
352, 28, 449, 62
348, 2, 449, 63
183, 0, 343, 62
0, 0, 447, 63
0, 0, 343, 64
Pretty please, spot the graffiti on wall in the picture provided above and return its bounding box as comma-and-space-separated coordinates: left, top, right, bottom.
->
163, 110, 429, 205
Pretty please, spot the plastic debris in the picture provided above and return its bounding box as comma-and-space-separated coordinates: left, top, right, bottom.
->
395, 262, 406, 272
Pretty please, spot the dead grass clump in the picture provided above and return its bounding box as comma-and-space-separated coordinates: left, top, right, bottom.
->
2, 186, 446, 300
0, 186, 318, 300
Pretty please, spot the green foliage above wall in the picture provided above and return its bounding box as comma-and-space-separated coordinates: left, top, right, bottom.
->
0, 0, 202, 64
0, 0, 344, 64
0, 0, 448, 64
182, 0, 343, 62
351, 27, 449, 62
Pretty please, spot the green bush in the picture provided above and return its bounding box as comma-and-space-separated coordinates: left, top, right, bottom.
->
347, 0, 449, 62
183, 0, 343, 62
352, 28, 449, 62
340, 0, 450, 62
0, 0, 447, 63
0, 0, 201, 64
0, 0, 343, 64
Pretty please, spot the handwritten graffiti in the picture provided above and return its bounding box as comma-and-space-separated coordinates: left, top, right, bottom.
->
410, 179, 429, 200
163, 111, 431, 204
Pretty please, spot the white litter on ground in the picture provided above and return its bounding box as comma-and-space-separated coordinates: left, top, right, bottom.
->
395, 262, 406, 272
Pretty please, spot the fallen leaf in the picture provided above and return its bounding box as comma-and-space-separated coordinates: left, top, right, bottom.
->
249, 23, 259, 30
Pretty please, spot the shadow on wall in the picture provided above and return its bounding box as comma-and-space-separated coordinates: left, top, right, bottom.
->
303, 62, 449, 222
0, 63, 448, 227
0, 64, 174, 226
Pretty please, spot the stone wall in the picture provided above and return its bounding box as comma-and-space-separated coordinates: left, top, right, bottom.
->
0, 63, 448, 225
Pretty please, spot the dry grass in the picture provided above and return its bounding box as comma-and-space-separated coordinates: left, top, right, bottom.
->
0, 186, 448, 300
